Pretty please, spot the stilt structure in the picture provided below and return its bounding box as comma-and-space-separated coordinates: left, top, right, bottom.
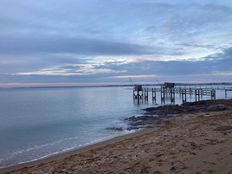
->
133, 85, 143, 101
132, 83, 223, 104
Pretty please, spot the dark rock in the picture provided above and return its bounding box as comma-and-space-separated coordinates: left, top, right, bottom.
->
125, 115, 161, 127
143, 105, 182, 115
143, 100, 232, 116
205, 104, 226, 112
106, 127, 123, 131
124, 115, 162, 130
126, 126, 141, 131
126, 115, 136, 121
126, 115, 158, 122
170, 166, 176, 171
214, 125, 232, 131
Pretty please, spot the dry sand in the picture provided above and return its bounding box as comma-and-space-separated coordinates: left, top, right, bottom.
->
1, 111, 232, 174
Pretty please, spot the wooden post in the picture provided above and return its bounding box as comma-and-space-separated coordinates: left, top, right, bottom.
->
152, 88, 156, 104
141, 90, 143, 100
198, 89, 200, 101
195, 89, 198, 101
200, 89, 202, 100
161, 87, 165, 104
171, 88, 175, 104
182, 88, 187, 103
211, 89, 216, 100
133, 89, 135, 100
144, 88, 148, 102
189, 88, 192, 99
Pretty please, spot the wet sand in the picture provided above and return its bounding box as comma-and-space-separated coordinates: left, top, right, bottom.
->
1, 109, 232, 174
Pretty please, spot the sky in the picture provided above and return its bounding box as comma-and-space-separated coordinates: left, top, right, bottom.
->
0, 0, 232, 86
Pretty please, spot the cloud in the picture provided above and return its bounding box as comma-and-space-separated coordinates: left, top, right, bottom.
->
0, 35, 154, 56
15, 64, 126, 76
0, 0, 232, 84
11, 46, 232, 83
91, 46, 232, 79
110, 74, 159, 79
211, 71, 232, 76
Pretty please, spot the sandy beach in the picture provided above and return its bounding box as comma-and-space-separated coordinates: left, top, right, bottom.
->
1, 101, 232, 174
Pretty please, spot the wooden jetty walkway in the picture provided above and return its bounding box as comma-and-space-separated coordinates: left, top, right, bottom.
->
133, 83, 231, 104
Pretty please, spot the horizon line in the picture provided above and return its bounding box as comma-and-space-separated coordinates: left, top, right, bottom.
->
0, 81, 232, 89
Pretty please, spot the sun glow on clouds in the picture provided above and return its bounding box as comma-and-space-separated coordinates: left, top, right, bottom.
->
110, 74, 159, 79
212, 71, 232, 76
88, 50, 218, 66
16, 64, 126, 76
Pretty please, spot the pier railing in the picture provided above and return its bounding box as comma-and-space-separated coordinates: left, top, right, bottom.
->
133, 86, 219, 104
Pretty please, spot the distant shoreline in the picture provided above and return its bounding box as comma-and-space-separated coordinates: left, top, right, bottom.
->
0, 82, 231, 89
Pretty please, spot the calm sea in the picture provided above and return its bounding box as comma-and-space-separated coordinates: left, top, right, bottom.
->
0, 85, 231, 168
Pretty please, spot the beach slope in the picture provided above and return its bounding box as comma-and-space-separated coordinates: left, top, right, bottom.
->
1, 101, 232, 174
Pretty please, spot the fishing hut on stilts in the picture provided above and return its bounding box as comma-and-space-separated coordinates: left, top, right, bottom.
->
133, 82, 220, 104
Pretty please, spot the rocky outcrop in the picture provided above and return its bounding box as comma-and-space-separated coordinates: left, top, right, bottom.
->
107, 99, 232, 132
144, 99, 232, 115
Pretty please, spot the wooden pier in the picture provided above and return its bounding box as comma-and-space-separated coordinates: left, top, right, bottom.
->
133, 83, 221, 104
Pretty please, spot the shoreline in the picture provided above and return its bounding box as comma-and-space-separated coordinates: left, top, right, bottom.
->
0, 130, 132, 169
1, 99, 232, 173
0, 128, 155, 173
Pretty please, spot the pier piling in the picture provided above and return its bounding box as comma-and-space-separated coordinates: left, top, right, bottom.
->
133, 83, 224, 104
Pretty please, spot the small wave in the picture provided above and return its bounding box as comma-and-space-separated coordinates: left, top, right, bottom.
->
0, 146, 76, 169
0, 135, 121, 169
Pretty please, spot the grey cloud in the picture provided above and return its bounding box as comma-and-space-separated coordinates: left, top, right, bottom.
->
0, 0, 232, 83
175, 43, 215, 49
96, 47, 232, 77
0, 35, 154, 56
1, 47, 232, 83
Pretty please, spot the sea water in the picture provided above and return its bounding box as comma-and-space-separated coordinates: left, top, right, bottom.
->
0, 86, 144, 168
0, 85, 231, 168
